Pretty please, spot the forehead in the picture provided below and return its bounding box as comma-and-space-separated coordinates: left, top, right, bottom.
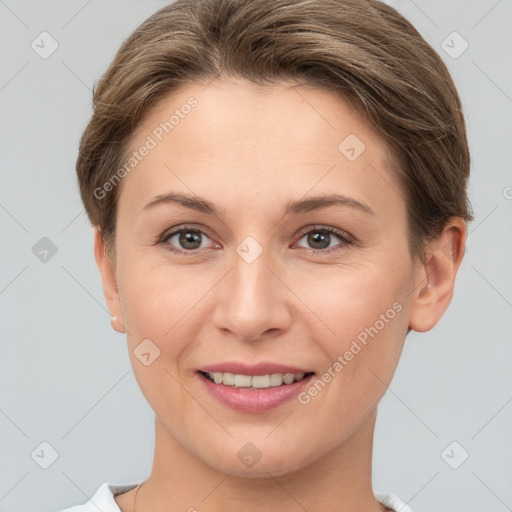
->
118, 78, 403, 222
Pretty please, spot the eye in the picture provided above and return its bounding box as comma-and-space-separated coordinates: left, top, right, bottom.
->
159, 225, 216, 256
158, 224, 354, 256
294, 225, 353, 254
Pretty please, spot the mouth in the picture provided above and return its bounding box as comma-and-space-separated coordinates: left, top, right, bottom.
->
196, 369, 316, 413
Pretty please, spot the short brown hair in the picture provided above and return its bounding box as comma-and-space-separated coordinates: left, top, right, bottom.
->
76, 0, 473, 265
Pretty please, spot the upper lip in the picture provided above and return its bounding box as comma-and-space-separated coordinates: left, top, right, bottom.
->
198, 361, 314, 376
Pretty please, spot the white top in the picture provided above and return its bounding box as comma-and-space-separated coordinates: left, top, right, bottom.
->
54, 482, 414, 512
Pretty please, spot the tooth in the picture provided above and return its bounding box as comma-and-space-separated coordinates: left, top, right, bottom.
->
252, 375, 271, 388
282, 373, 295, 384
234, 374, 252, 387
205, 371, 309, 387
269, 373, 283, 386
223, 372, 235, 385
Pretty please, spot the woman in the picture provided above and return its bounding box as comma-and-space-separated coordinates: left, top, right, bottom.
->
57, 0, 473, 510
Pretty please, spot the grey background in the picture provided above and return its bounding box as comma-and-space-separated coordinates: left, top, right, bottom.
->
1, 0, 511, 511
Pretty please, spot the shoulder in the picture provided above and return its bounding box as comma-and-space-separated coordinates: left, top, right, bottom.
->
54, 484, 410, 512
54, 482, 140, 512
375, 491, 414, 512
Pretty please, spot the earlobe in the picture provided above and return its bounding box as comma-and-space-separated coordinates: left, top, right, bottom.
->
93, 227, 126, 334
408, 218, 467, 333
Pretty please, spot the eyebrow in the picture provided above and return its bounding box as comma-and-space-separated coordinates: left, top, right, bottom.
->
142, 192, 375, 217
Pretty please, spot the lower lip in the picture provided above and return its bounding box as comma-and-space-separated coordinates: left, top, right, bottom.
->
197, 371, 315, 413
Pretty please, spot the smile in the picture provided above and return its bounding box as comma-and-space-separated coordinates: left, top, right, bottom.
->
201, 371, 313, 388
197, 370, 316, 413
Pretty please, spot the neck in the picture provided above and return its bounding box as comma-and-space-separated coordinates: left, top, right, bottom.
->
130, 409, 387, 512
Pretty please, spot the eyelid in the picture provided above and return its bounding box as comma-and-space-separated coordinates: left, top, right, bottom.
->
158, 223, 214, 243
159, 224, 354, 242
295, 224, 355, 244
158, 223, 356, 255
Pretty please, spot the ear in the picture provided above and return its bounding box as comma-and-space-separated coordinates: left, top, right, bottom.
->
408, 217, 467, 332
93, 227, 125, 333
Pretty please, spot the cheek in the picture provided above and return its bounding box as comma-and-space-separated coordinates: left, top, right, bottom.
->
304, 259, 404, 331
118, 261, 215, 391
300, 260, 408, 381
120, 272, 200, 416
119, 255, 204, 334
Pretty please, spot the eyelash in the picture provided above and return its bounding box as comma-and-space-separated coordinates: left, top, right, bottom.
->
158, 224, 354, 256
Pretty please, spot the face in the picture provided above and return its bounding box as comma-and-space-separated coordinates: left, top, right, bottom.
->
99, 78, 422, 477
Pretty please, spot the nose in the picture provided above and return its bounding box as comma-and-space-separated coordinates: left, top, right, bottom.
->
212, 247, 292, 343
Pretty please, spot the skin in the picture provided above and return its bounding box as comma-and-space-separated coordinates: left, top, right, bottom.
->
93, 78, 467, 512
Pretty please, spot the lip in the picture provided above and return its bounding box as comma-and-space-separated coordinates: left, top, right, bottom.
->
198, 361, 313, 376
197, 371, 315, 413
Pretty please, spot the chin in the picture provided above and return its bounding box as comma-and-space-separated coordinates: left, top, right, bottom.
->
201, 441, 312, 479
